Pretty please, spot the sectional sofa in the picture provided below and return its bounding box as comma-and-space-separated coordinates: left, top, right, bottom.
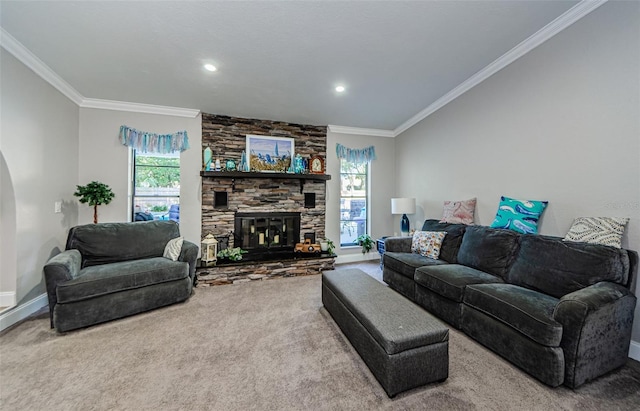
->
383, 220, 638, 388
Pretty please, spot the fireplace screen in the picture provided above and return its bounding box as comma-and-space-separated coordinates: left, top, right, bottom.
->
235, 212, 301, 253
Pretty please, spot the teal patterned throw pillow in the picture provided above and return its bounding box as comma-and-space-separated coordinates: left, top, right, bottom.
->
490, 196, 548, 234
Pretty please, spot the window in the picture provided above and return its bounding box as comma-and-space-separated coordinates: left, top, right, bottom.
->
339, 159, 368, 246
131, 151, 180, 222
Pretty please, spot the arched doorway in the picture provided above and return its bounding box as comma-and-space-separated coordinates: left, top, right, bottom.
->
0, 151, 17, 312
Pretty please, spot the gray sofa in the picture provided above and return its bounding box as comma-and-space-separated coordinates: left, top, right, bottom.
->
383, 219, 638, 388
44, 220, 198, 332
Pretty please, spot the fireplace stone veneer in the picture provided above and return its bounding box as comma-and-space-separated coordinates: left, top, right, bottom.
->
197, 113, 334, 286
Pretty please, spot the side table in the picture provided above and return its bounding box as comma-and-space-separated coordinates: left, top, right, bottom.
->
377, 237, 388, 270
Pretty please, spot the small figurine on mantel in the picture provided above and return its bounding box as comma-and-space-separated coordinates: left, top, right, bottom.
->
294, 154, 304, 174
239, 150, 247, 172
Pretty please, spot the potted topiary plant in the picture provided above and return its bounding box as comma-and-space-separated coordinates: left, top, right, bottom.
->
74, 181, 115, 224
320, 238, 336, 255
355, 234, 374, 254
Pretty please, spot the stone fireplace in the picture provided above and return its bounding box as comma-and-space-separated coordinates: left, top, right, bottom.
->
196, 114, 335, 286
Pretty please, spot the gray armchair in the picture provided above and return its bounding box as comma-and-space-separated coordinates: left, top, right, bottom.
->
44, 220, 198, 332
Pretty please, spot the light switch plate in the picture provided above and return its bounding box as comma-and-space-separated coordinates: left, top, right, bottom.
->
54, 201, 62, 213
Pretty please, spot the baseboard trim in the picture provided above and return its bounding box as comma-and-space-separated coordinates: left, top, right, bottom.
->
0, 293, 48, 332
629, 340, 640, 362
335, 253, 379, 265
0, 291, 16, 307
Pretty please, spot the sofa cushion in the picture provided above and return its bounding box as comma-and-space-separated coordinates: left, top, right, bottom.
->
456, 226, 520, 280
163, 236, 184, 261
563, 217, 629, 249
508, 235, 630, 299
421, 220, 467, 263
411, 231, 446, 259
56, 257, 189, 303
490, 196, 548, 234
415, 264, 504, 303
440, 198, 476, 225
464, 283, 562, 347
384, 236, 412, 253
66, 220, 181, 267
384, 251, 448, 279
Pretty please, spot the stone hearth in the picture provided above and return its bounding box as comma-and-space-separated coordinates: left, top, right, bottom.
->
197, 254, 335, 286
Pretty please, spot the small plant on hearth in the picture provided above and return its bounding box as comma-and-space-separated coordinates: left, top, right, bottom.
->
217, 247, 247, 261
321, 238, 336, 255
355, 234, 374, 255
325, 238, 336, 255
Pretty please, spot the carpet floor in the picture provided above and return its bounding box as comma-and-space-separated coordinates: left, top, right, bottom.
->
1, 263, 639, 410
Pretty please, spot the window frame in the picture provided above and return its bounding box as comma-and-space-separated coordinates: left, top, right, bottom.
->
130, 149, 181, 222
339, 159, 369, 248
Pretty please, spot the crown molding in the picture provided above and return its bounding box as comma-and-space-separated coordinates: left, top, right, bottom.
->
0, 27, 84, 105
328, 125, 395, 138
394, 0, 608, 136
3, 0, 606, 127
81, 98, 201, 118
1, 27, 200, 118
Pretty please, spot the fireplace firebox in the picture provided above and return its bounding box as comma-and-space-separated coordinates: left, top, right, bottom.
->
234, 212, 301, 257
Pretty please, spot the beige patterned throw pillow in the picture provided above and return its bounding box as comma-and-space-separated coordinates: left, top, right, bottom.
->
563, 217, 629, 248
411, 231, 447, 259
440, 198, 476, 225
163, 237, 184, 261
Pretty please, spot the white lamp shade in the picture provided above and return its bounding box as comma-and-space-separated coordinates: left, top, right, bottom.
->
391, 198, 416, 215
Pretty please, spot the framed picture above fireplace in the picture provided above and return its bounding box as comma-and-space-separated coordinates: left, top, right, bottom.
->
246, 135, 294, 172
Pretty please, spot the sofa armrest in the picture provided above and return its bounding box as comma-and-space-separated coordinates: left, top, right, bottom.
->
43, 250, 82, 328
179, 240, 199, 285
384, 236, 412, 253
553, 282, 637, 388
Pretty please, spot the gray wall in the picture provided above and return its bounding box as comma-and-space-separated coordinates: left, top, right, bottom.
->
78, 108, 202, 247
394, 2, 640, 342
0, 49, 79, 305
326, 131, 395, 262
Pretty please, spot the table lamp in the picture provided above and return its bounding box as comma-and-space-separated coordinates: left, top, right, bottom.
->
391, 198, 416, 236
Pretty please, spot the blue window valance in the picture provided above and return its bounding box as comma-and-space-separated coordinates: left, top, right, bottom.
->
119, 125, 190, 154
336, 143, 376, 164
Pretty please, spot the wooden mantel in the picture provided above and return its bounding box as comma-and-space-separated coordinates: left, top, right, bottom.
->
200, 171, 331, 193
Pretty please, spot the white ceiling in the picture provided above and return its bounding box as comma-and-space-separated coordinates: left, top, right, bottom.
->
1, 1, 585, 131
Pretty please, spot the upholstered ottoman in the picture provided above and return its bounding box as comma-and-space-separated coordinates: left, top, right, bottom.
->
322, 269, 449, 397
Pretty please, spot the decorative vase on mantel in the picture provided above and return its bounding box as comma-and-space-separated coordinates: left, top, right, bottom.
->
239, 150, 247, 172
294, 154, 304, 174
204, 147, 212, 171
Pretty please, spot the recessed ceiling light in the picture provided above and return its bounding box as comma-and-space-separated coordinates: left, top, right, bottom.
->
204, 64, 217, 72
335, 85, 345, 92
